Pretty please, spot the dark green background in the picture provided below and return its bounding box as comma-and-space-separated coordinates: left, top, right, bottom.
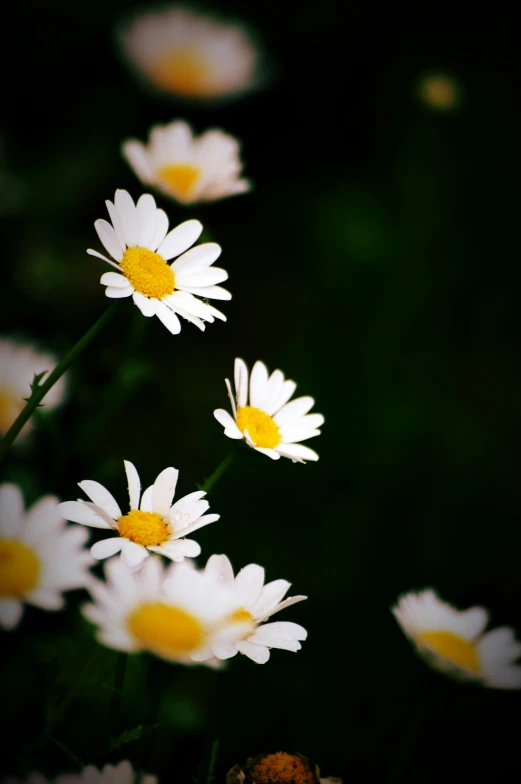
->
1, 2, 521, 781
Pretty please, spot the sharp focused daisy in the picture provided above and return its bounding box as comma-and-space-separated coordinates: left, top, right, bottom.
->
83, 555, 244, 664
0, 337, 65, 439
58, 461, 219, 568
88, 189, 230, 335
2, 760, 157, 784
120, 7, 258, 100
123, 120, 251, 205
214, 358, 324, 463
190, 554, 307, 665
392, 589, 521, 689
0, 484, 91, 631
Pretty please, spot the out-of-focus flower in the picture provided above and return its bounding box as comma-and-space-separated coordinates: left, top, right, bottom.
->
83, 556, 243, 664
123, 120, 251, 205
58, 460, 219, 568
191, 554, 307, 665
214, 358, 324, 463
392, 589, 521, 689
0, 337, 66, 439
2, 760, 157, 784
0, 484, 91, 631
226, 752, 341, 784
417, 71, 462, 111
120, 7, 258, 100
87, 189, 230, 335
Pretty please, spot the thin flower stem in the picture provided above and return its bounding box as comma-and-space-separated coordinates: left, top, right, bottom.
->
0, 304, 119, 464
107, 651, 128, 744
201, 452, 236, 493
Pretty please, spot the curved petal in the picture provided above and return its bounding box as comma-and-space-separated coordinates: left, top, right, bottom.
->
122, 140, 153, 183
155, 301, 181, 334
133, 291, 156, 317
94, 219, 124, 261
235, 640, 270, 664
114, 189, 138, 247
235, 564, 265, 607
275, 443, 319, 463
0, 599, 24, 630
152, 466, 179, 516
57, 501, 112, 529
90, 537, 124, 560
100, 271, 128, 288
234, 358, 249, 407
121, 540, 149, 568
78, 480, 121, 520
213, 409, 243, 439
124, 460, 141, 510
105, 285, 133, 299
205, 554, 235, 585
157, 220, 203, 261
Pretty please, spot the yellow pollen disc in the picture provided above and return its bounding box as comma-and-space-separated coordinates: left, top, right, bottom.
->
148, 49, 212, 96
120, 247, 175, 300
229, 607, 254, 624
417, 630, 481, 674
248, 753, 317, 784
0, 538, 41, 597
127, 601, 205, 659
236, 406, 281, 449
117, 510, 170, 547
0, 389, 23, 435
157, 164, 201, 201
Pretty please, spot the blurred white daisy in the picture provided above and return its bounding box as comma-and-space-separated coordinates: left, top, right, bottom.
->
0, 337, 66, 439
120, 7, 258, 100
214, 358, 324, 463
83, 555, 243, 664
392, 589, 521, 689
123, 120, 251, 205
87, 189, 230, 335
2, 760, 156, 784
0, 484, 91, 631
190, 554, 307, 665
58, 461, 219, 568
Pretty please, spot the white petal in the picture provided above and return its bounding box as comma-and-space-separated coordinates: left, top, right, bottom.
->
254, 447, 281, 460
250, 579, 291, 619
122, 140, 154, 184
105, 285, 133, 299
150, 210, 169, 251
0, 484, 24, 536
274, 397, 315, 426
150, 538, 201, 562
235, 564, 265, 606
57, 501, 112, 529
234, 358, 249, 408
155, 301, 181, 334
105, 199, 127, 247
94, 219, 124, 261
178, 285, 232, 300
157, 220, 203, 261
135, 193, 158, 248
276, 443, 319, 463
90, 537, 124, 560
248, 621, 307, 651
178, 513, 219, 538
176, 268, 229, 288
214, 409, 243, 439
114, 189, 138, 246
124, 460, 141, 510
152, 466, 179, 516
250, 361, 269, 409
87, 248, 121, 269
140, 485, 153, 512
205, 554, 234, 585
0, 599, 24, 630
100, 271, 128, 288
235, 640, 270, 664
133, 291, 156, 317
256, 595, 308, 623
121, 540, 149, 567
212, 641, 239, 660
78, 480, 121, 520
172, 243, 222, 273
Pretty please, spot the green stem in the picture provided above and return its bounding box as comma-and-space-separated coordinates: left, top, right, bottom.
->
201, 452, 236, 493
107, 652, 128, 744
0, 304, 119, 464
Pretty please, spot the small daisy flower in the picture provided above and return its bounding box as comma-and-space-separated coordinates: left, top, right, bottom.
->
123, 120, 251, 205
88, 189, 230, 335
120, 7, 258, 100
214, 358, 324, 463
227, 752, 341, 784
392, 589, 521, 689
83, 555, 244, 664
58, 461, 219, 568
2, 760, 156, 784
0, 484, 91, 631
0, 337, 66, 439
192, 554, 307, 665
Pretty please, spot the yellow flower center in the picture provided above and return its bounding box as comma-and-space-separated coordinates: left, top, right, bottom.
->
0, 389, 22, 435
248, 753, 317, 784
149, 49, 212, 96
417, 630, 481, 675
0, 538, 41, 597
157, 164, 201, 201
236, 406, 281, 449
229, 607, 254, 624
127, 601, 205, 659
117, 510, 170, 547
120, 247, 175, 300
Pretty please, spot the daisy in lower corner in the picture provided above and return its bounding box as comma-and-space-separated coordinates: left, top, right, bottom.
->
0, 484, 91, 631
392, 589, 521, 689
58, 461, 219, 568
214, 358, 324, 463
88, 189, 230, 335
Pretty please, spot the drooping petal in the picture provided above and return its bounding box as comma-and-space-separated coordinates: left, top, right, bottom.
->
235, 640, 270, 664
58, 500, 112, 529
155, 301, 182, 334
133, 291, 156, 317
78, 480, 121, 520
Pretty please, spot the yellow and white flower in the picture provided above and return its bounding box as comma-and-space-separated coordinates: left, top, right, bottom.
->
88, 189, 230, 335
122, 120, 251, 205
0, 484, 91, 631
392, 589, 521, 689
120, 7, 258, 100
214, 358, 324, 463
83, 555, 243, 664
2, 760, 156, 784
190, 554, 307, 665
58, 461, 219, 568
0, 337, 66, 439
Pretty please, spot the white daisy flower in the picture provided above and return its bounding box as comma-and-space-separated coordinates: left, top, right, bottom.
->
214, 358, 324, 463
123, 120, 251, 205
58, 460, 219, 568
0, 484, 91, 631
83, 555, 244, 664
392, 589, 521, 689
2, 760, 156, 784
190, 554, 308, 665
87, 189, 230, 335
120, 7, 258, 100
0, 337, 66, 439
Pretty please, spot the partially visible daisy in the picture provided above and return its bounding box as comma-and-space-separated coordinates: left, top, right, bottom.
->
392, 589, 521, 689
417, 70, 462, 111
83, 555, 244, 664
227, 752, 341, 784
123, 120, 251, 205
120, 7, 259, 100
58, 461, 219, 568
191, 554, 307, 665
0, 484, 91, 631
0, 337, 66, 439
2, 760, 156, 784
214, 358, 324, 463
88, 189, 230, 335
